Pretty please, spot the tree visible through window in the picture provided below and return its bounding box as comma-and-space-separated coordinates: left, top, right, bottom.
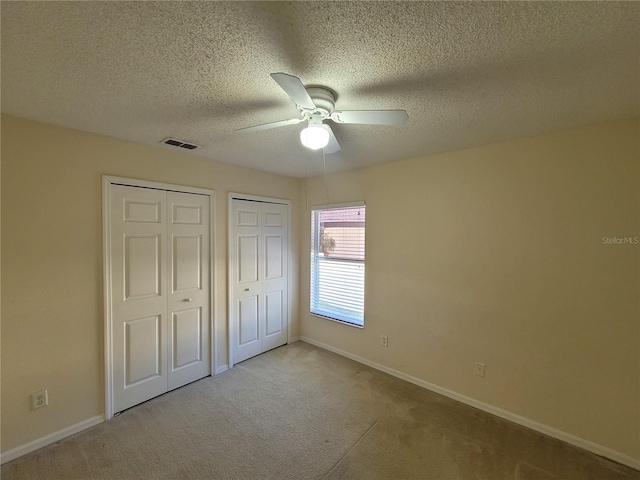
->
311, 203, 365, 326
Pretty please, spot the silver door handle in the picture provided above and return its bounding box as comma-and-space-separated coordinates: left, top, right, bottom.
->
184, 298, 192, 302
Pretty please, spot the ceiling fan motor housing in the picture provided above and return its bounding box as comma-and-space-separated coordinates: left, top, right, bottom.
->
302, 86, 336, 117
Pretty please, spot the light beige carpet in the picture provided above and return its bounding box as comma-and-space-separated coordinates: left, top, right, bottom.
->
2, 341, 638, 479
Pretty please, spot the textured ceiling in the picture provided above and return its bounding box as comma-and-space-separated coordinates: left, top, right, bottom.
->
2, 1, 639, 177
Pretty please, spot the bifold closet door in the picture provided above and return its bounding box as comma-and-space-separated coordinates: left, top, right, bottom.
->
109, 185, 210, 414
231, 199, 288, 364
110, 186, 168, 413
166, 191, 210, 390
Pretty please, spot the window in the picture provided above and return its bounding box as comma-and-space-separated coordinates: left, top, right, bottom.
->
310, 203, 365, 327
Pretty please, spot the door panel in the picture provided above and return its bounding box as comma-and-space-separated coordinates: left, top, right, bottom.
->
237, 235, 259, 283
264, 235, 283, 279
172, 236, 202, 292
172, 204, 202, 225
167, 191, 210, 390
125, 315, 162, 385
124, 235, 161, 300
264, 211, 283, 227
261, 204, 288, 351
265, 290, 283, 337
172, 308, 202, 369
124, 199, 162, 223
238, 296, 260, 345
237, 209, 259, 227
231, 199, 288, 364
111, 186, 168, 413
232, 201, 262, 363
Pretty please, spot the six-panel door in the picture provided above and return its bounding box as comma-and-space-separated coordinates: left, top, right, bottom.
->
231, 199, 288, 364
110, 185, 210, 413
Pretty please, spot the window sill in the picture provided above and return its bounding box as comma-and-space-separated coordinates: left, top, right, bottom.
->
310, 312, 364, 329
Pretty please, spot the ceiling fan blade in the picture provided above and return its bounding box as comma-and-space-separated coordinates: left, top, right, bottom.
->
323, 124, 341, 154
270, 72, 317, 110
236, 117, 303, 133
331, 110, 409, 125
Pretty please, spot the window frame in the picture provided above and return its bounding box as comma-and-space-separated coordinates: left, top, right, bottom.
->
310, 201, 366, 328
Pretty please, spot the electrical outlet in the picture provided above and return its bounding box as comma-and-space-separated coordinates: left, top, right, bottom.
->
381, 335, 388, 347
475, 363, 485, 378
31, 390, 48, 410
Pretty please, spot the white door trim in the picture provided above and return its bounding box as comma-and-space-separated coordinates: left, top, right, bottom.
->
227, 192, 292, 369
103, 176, 216, 419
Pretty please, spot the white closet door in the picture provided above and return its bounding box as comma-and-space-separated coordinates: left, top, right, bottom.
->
231, 199, 288, 364
109, 184, 211, 414
261, 203, 288, 352
110, 185, 168, 413
232, 200, 263, 363
167, 191, 211, 390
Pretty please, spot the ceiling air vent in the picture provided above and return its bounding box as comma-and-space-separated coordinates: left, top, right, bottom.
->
160, 137, 202, 150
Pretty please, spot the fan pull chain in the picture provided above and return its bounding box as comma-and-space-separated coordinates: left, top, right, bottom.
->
322, 148, 329, 208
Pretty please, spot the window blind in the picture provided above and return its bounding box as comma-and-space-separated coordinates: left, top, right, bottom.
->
310, 204, 365, 326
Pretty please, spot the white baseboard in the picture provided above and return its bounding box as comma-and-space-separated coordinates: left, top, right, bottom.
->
300, 336, 640, 471
215, 364, 229, 375
0, 415, 105, 465
289, 336, 301, 343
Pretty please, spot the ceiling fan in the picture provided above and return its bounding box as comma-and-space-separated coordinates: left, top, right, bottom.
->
236, 73, 409, 154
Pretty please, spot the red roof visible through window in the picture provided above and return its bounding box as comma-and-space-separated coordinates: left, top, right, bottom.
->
319, 207, 365, 224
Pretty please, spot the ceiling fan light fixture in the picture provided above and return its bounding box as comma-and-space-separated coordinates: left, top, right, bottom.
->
300, 124, 329, 150
236, 73, 408, 155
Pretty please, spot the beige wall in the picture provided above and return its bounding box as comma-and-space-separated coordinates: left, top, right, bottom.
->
300, 118, 640, 460
2, 114, 638, 462
0, 115, 301, 452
